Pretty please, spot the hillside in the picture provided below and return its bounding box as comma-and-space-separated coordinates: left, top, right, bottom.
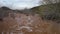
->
31, 3, 60, 21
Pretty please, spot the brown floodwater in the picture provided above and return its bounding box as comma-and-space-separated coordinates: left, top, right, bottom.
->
0, 12, 60, 34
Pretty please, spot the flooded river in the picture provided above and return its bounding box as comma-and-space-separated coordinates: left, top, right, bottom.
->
0, 12, 60, 34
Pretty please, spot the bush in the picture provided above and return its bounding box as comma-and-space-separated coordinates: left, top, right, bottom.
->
31, 3, 60, 21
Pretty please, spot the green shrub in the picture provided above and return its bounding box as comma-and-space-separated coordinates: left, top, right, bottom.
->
31, 3, 60, 21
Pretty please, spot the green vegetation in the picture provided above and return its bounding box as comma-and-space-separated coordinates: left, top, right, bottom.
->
31, 3, 60, 21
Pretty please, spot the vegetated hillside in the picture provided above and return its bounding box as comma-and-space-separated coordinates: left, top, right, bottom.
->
31, 3, 60, 22
0, 7, 33, 18
0, 7, 10, 18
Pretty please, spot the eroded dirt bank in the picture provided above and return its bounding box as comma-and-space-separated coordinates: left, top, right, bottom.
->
0, 12, 60, 34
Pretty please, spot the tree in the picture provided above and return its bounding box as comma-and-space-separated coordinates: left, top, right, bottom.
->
41, 0, 60, 4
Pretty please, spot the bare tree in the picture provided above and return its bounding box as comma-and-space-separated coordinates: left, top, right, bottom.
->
41, 0, 60, 4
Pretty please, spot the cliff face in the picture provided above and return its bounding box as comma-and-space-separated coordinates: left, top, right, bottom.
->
0, 7, 60, 34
